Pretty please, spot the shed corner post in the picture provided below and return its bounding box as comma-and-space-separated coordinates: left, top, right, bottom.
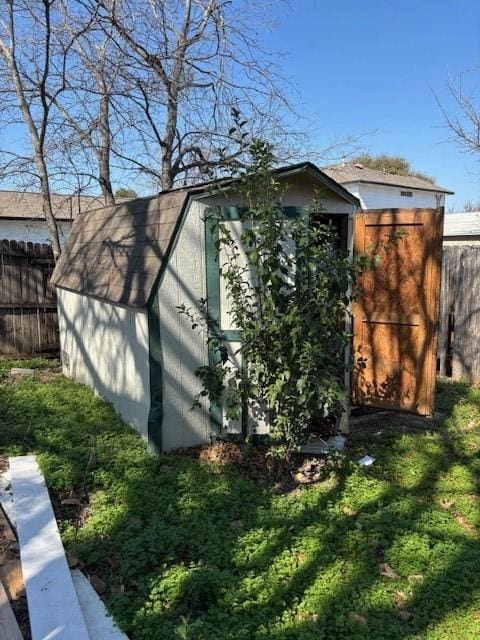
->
147, 285, 163, 454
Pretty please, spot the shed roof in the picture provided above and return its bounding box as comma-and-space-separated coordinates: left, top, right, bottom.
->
51, 163, 359, 308
51, 192, 188, 307
0, 190, 107, 220
443, 212, 480, 237
323, 162, 454, 194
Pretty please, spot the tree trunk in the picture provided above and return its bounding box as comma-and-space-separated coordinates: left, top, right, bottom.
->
97, 72, 115, 205
38, 162, 61, 260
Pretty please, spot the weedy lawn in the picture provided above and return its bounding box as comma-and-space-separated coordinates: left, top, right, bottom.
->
1, 358, 480, 639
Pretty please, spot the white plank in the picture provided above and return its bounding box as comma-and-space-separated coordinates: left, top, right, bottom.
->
9, 455, 90, 640
0, 577, 23, 640
71, 570, 127, 640
0, 469, 16, 529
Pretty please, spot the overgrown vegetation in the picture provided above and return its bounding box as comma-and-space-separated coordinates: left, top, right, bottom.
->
2, 359, 480, 639
180, 140, 356, 455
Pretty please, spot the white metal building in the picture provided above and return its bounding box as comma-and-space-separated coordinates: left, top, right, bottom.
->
323, 162, 453, 210
443, 211, 480, 245
51, 163, 359, 452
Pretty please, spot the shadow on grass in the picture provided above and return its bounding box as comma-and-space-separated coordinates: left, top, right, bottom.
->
2, 376, 480, 639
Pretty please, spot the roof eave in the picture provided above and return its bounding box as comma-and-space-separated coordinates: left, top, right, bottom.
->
340, 178, 454, 195
191, 161, 361, 208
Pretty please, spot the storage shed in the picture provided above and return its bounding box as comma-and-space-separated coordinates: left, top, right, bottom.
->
51, 163, 359, 452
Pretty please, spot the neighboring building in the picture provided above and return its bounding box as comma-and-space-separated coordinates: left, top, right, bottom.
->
51, 163, 360, 453
443, 211, 480, 245
0, 190, 106, 246
323, 162, 454, 209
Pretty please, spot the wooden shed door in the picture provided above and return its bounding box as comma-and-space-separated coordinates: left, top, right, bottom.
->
352, 208, 444, 417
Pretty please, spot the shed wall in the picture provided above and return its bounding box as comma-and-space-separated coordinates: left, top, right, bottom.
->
157, 200, 210, 450
57, 288, 150, 438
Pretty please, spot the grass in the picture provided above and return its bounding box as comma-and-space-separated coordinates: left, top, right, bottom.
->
1, 357, 480, 638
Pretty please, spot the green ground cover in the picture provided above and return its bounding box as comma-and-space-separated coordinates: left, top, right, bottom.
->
1, 357, 480, 639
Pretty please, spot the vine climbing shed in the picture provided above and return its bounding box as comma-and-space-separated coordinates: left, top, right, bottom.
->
51, 162, 444, 452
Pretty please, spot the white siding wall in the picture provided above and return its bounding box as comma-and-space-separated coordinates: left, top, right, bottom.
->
157, 200, 210, 451
344, 182, 445, 210
0, 220, 72, 245
57, 288, 151, 439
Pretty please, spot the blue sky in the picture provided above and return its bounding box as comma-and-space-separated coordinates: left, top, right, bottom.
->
265, 0, 480, 210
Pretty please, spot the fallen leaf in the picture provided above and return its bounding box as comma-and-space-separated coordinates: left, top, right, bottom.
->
463, 420, 477, 433
311, 613, 320, 623
231, 520, 243, 529
455, 512, 475, 534
394, 590, 408, 606
379, 562, 400, 579
440, 498, 455, 510
349, 612, 367, 625
408, 574, 424, 585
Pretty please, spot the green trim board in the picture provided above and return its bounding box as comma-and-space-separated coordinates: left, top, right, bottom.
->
147, 286, 163, 454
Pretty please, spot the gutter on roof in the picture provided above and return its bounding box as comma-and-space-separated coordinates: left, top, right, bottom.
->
339, 178, 454, 195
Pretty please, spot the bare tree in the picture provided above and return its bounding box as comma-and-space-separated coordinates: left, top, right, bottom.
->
92, 0, 299, 191
435, 70, 480, 157
53, 2, 122, 205
0, 0, 63, 257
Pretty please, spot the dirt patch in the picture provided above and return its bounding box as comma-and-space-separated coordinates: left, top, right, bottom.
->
349, 409, 441, 440
177, 442, 343, 493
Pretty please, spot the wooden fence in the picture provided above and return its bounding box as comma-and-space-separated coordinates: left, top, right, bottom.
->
438, 245, 480, 382
0, 239, 59, 356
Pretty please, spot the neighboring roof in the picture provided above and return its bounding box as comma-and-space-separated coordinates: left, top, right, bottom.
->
322, 162, 454, 195
52, 162, 359, 308
443, 212, 480, 237
0, 190, 107, 221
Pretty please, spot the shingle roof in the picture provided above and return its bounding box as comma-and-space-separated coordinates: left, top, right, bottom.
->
444, 212, 480, 237
322, 163, 454, 194
51, 191, 188, 307
0, 190, 107, 220
51, 162, 360, 309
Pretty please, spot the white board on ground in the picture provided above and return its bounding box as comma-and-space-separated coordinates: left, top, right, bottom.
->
71, 570, 128, 640
9, 455, 89, 640
0, 577, 23, 640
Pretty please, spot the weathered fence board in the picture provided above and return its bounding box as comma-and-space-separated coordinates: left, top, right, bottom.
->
438, 245, 480, 382
0, 239, 59, 356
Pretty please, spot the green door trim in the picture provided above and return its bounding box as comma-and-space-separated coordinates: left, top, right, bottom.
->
204, 205, 304, 437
